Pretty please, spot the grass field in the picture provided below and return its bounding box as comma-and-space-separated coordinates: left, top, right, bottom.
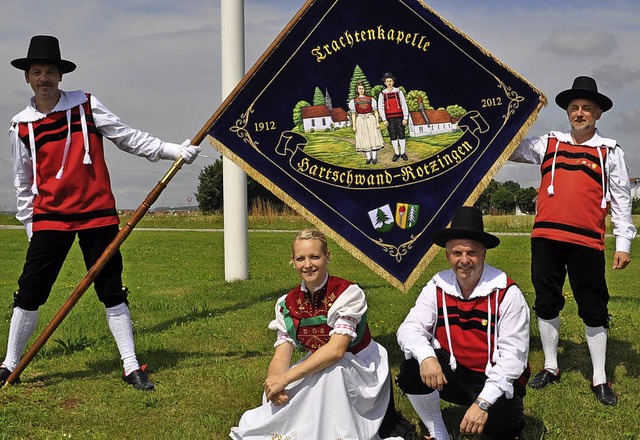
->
0, 213, 639, 439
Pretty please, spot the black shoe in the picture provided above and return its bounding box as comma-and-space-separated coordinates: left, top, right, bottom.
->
366, 158, 372, 164
401, 153, 408, 161
372, 158, 378, 164
392, 154, 400, 162
529, 369, 560, 389
122, 365, 155, 391
591, 382, 618, 406
0, 366, 19, 386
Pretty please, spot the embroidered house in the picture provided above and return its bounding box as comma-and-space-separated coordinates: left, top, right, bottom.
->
331, 107, 349, 129
301, 105, 349, 132
408, 108, 457, 137
301, 105, 332, 132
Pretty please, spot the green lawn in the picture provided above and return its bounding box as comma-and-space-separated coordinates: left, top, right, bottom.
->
0, 214, 639, 439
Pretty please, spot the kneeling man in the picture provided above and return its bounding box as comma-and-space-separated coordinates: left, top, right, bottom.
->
396, 206, 530, 440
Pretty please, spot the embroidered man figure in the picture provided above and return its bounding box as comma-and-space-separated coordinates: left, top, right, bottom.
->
378, 72, 409, 162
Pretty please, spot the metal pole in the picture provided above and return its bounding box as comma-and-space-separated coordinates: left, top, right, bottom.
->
221, 0, 249, 281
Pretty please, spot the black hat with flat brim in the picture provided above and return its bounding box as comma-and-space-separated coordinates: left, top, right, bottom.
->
432, 206, 500, 249
381, 72, 396, 82
555, 76, 612, 112
11, 35, 76, 74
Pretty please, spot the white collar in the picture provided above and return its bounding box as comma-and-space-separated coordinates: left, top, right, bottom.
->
551, 129, 617, 149
12, 90, 88, 123
433, 263, 507, 299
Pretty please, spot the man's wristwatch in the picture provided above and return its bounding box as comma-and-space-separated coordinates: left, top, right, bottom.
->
474, 398, 491, 411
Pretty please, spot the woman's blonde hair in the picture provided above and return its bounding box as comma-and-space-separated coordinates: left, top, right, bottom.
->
291, 229, 329, 257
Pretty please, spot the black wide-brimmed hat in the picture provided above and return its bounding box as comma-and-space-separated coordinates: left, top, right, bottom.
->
381, 72, 396, 82
11, 35, 76, 74
432, 206, 500, 249
555, 76, 612, 112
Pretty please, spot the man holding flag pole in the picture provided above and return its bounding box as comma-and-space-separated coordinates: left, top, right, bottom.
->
0, 35, 201, 390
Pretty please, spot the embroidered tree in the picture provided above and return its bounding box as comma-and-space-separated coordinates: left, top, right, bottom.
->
374, 208, 391, 228
293, 100, 310, 131
446, 104, 467, 121
370, 84, 384, 102
347, 64, 373, 103
406, 90, 431, 112
407, 205, 419, 227
313, 87, 325, 106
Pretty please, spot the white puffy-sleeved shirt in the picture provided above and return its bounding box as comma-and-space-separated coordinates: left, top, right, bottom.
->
10, 89, 180, 227
269, 273, 368, 348
397, 263, 530, 404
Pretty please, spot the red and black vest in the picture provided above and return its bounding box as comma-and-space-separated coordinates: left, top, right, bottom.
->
279, 276, 372, 354
17, 94, 119, 232
533, 137, 608, 250
382, 90, 404, 119
434, 279, 514, 373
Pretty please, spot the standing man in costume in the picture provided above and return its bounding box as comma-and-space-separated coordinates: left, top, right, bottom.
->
0, 35, 200, 390
510, 76, 636, 405
396, 206, 530, 440
378, 72, 409, 162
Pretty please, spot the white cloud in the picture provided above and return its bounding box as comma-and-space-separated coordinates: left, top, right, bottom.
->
1, 0, 639, 213
542, 29, 618, 57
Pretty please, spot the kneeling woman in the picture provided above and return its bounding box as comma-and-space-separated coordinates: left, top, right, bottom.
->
230, 229, 403, 440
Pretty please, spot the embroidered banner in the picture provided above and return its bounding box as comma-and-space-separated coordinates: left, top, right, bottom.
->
206, 0, 544, 291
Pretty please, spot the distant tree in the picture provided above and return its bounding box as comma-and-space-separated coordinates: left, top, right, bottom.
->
515, 187, 538, 213
313, 87, 325, 106
196, 159, 285, 214
502, 180, 522, 194
293, 100, 310, 130
195, 160, 224, 213
347, 65, 372, 103
474, 179, 501, 213
446, 104, 466, 120
491, 188, 516, 214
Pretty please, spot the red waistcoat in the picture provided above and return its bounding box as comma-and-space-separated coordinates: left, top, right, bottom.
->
434, 279, 515, 373
382, 91, 404, 119
533, 137, 608, 250
279, 276, 372, 354
17, 94, 119, 231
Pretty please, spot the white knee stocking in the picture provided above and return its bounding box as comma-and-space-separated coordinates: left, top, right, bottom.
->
407, 392, 451, 440
2, 307, 39, 371
538, 316, 560, 373
106, 303, 140, 375
391, 140, 400, 155
399, 139, 406, 154
585, 326, 608, 385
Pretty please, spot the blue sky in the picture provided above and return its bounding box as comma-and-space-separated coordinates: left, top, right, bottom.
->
1, 0, 639, 210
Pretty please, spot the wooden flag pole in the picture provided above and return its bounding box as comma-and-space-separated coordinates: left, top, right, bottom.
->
2, 120, 216, 389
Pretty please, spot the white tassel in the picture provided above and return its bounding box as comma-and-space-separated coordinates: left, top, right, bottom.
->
83, 152, 92, 165
547, 184, 555, 196
601, 197, 607, 209
55, 167, 64, 180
